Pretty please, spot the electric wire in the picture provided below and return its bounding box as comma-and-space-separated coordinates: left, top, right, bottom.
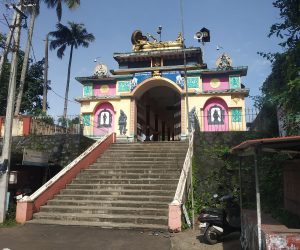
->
49, 88, 78, 104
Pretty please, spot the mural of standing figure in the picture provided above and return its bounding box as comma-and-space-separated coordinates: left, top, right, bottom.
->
188, 107, 196, 132
118, 110, 127, 135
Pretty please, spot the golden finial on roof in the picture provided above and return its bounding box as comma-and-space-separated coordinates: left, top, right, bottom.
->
131, 30, 184, 52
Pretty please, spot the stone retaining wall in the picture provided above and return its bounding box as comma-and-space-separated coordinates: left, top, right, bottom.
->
0, 134, 95, 167
241, 209, 300, 249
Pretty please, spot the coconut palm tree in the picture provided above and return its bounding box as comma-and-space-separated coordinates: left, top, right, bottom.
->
43, 0, 80, 22
14, 0, 80, 115
49, 22, 95, 118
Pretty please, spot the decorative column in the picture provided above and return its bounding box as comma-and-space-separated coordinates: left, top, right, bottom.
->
181, 97, 187, 140
130, 98, 137, 139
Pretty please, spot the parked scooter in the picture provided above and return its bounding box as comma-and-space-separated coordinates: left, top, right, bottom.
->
198, 194, 241, 244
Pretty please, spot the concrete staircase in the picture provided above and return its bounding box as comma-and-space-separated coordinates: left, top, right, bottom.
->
30, 141, 188, 230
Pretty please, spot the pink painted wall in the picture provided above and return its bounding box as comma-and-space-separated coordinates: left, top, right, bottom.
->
93, 102, 115, 136
202, 77, 229, 91
94, 84, 116, 96
203, 98, 229, 132
168, 204, 182, 232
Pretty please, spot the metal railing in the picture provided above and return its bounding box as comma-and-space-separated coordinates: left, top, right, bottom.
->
23, 132, 114, 202
30, 115, 82, 135
171, 129, 194, 205
193, 108, 259, 132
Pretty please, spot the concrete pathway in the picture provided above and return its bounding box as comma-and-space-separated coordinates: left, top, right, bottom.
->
0, 224, 241, 250
171, 229, 241, 250
0, 224, 171, 250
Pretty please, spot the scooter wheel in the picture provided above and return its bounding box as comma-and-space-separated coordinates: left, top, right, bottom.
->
204, 226, 219, 245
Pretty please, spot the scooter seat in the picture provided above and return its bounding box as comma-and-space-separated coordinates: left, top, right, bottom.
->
201, 208, 224, 215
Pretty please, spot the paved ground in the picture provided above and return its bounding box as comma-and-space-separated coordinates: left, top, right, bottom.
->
0, 224, 171, 250
171, 228, 241, 250
0, 224, 241, 250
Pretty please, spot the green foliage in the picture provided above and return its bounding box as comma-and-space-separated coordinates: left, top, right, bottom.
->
256, 43, 300, 135
188, 133, 253, 216
269, 0, 300, 48
0, 204, 18, 228
0, 62, 10, 115
271, 209, 300, 229
0, 32, 6, 49
57, 116, 80, 127
259, 154, 286, 212
255, 0, 300, 135
0, 41, 49, 116
49, 22, 95, 59
35, 111, 55, 125
49, 22, 95, 117
20, 58, 47, 115
43, 0, 80, 22
187, 131, 300, 229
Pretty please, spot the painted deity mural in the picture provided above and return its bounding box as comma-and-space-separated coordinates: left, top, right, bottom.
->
93, 102, 115, 136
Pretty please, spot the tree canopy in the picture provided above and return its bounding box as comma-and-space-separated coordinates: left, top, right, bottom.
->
256, 0, 300, 135
269, 0, 300, 48
0, 34, 49, 116
49, 22, 95, 118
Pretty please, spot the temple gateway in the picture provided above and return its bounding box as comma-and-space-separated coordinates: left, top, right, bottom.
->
75, 30, 249, 141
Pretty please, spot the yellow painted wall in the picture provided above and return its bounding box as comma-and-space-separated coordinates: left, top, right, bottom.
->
186, 94, 246, 132
0, 118, 24, 137
80, 76, 247, 137
80, 98, 131, 137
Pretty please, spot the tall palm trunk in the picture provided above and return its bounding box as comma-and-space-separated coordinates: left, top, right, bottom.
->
63, 44, 73, 119
14, 7, 37, 115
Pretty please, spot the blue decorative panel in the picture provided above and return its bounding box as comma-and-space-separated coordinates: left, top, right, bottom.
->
82, 114, 91, 126
134, 72, 152, 84
118, 81, 131, 92
83, 85, 93, 96
131, 72, 152, 90
231, 108, 242, 122
162, 71, 184, 88
229, 76, 240, 89
187, 77, 199, 88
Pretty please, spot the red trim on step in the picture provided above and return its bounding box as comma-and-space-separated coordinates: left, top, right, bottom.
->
16, 133, 116, 223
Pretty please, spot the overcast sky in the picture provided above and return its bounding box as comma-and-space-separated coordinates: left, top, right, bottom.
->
0, 0, 283, 117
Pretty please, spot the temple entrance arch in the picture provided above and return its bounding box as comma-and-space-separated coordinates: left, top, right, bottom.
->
132, 78, 182, 141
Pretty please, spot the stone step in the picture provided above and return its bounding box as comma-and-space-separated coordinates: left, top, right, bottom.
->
71, 179, 178, 185
111, 142, 187, 146
60, 189, 174, 197
28, 219, 168, 230
102, 152, 186, 157
81, 169, 181, 175
66, 183, 177, 191
33, 212, 168, 226
91, 161, 184, 167
40, 205, 167, 217
111, 144, 188, 146
77, 173, 179, 179
96, 157, 185, 162
106, 149, 187, 153
47, 199, 168, 209
89, 163, 182, 169
31, 139, 187, 230
108, 146, 188, 150
54, 194, 172, 202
